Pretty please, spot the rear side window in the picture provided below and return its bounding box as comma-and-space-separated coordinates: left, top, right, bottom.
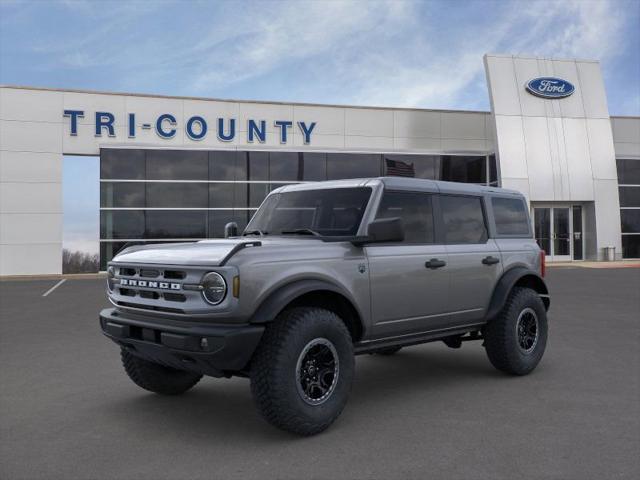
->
492, 197, 530, 236
440, 195, 487, 244
375, 191, 434, 243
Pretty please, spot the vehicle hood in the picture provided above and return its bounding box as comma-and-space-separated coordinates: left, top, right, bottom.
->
110, 237, 327, 266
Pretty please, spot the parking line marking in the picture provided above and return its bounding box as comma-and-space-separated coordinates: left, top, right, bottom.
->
42, 279, 66, 297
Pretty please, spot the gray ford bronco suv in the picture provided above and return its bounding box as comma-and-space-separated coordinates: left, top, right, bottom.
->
100, 177, 550, 435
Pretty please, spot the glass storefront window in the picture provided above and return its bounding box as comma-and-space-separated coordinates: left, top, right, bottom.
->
269, 152, 300, 181
209, 150, 242, 181
327, 153, 381, 179
620, 210, 640, 233
489, 154, 498, 186
146, 210, 207, 238
441, 155, 486, 184
383, 154, 440, 179
209, 183, 235, 207
146, 150, 208, 180
146, 182, 208, 208
100, 149, 502, 266
619, 186, 640, 207
100, 182, 145, 208
249, 183, 270, 208
617, 159, 640, 185
301, 152, 327, 181
100, 211, 145, 239
248, 151, 269, 180
621, 235, 640, 258
100, 149, 145, 179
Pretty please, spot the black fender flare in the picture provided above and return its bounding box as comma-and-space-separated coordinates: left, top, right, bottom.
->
485, 267, 550, 322
249, 279, 363, 326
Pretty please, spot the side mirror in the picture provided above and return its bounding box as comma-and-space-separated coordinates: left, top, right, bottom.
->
358, 217, 404, 244
224, 222, 239, 238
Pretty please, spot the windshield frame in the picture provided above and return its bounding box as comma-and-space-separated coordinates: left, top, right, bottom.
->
244, 186, 374, 240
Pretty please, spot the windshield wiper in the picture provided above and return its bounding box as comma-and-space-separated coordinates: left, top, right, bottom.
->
243, 229, 267, 236
281, 228, 321, 237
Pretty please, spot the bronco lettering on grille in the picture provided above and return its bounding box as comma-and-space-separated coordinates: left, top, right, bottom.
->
120, 278, 181, 290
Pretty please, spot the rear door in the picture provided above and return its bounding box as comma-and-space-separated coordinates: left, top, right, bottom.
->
366, 190, 450, 338
439, 194, 502, 326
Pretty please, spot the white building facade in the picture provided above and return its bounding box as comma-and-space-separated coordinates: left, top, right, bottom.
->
1, 54, 639, 275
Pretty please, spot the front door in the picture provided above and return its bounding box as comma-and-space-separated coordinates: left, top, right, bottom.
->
533, 206, 583, 261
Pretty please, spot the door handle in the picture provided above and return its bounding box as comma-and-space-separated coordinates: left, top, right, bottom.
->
482, 256, 500, 265
425, 258, 446, 269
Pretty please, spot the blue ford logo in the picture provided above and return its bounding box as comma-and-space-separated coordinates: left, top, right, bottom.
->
526, 77, 575, 99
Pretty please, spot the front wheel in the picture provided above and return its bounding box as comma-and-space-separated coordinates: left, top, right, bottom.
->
250, 307, 354, 435
484, 287, 548, 375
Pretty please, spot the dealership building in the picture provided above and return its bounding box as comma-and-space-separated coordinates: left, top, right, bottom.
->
1, 53, 639, 275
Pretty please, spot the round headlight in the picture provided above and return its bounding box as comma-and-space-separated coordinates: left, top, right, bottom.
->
201, 272, 227, 305
106, 266, 116, 292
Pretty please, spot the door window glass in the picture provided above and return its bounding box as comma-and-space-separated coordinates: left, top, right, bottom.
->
492, 197, 530, 236
553, 208, 570, 256
440, 195, 487, 244
375, 191, 434, 243
534, 208, 551, 254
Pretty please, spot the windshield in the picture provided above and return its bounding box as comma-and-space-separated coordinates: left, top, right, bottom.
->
245, 187, 372, 237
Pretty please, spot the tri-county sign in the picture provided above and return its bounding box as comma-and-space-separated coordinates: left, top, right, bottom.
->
525, 77, 575, 99
63, 110, 317, 144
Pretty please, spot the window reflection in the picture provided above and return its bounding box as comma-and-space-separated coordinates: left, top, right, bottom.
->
209, 150, 240, 181
440, 195, 487, 244
100, 183, 145, 208
100, 149, 145, 179
491, 197, 530, 235
301, 152, 327, 181
269, 152, 300, 181
146, 150, 208, 180
376, 192, 435, 243
146, 183, 208, 208
100, 149, 501, 266
327, 153, 381, 179
146, 210, 207, 238
100, 211, 145, 239
248, 151, 269, 181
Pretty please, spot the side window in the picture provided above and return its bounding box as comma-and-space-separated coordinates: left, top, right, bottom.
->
440, 195, 487, 244
491, 197, 530, 236
375, 191, 434, 243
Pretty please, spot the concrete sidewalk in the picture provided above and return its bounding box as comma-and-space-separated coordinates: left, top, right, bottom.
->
548, 260, 640, 268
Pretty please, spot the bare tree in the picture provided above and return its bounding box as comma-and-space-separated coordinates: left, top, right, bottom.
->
62, 248, 99, 274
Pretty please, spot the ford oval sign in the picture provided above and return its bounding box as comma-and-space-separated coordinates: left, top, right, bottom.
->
526, 77, 575, 99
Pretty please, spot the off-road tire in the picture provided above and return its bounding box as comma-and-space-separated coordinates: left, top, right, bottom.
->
374, 346, 402, 356
120, 349, 202, 395
484, 287, 548, 375
250, 307, 354, 436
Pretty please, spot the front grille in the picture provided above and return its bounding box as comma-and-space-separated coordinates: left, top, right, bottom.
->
109, 263, 215, 315
164, 270, 186, 280
140, 269, 160, 278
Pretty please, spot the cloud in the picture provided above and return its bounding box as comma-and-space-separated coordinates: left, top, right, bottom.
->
3, 0, 637, 113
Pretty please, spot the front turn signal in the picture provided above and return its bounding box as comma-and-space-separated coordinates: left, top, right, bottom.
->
233, 276, 240, 298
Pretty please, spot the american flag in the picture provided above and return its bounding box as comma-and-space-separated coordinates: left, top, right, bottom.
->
385, 158, 415, 177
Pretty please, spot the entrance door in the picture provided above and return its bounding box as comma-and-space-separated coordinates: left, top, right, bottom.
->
552, 207, 571, 261
533, 206, 583, 261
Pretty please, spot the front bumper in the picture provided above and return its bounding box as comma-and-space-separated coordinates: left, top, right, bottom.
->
99, 308, 264, 377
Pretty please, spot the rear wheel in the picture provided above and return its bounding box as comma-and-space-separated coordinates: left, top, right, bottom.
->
250, 307, 354, 435
120, 349, 202, 395
484, 287, 548, 375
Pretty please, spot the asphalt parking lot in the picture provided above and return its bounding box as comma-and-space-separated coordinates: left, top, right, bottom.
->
1, 267, 639, 480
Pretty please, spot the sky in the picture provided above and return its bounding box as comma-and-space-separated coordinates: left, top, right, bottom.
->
1, 0, 639, 254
